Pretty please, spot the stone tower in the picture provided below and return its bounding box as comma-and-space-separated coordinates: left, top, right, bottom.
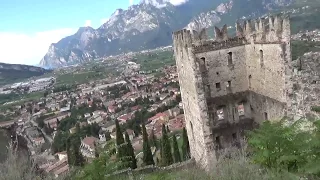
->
172, 15, 292, 169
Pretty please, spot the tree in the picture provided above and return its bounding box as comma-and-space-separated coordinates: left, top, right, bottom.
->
75, 123, 81, 133
142, 123, 154, 166
181, 127, 190, 160
115, 119, 126, 161
161, 124, 173, 166
44, 124, 54, 134
247, 120, 311, 172
105, 131, 111, 141
52, 131, 69, 153
67, 136, 85, 167
172, 134, 181, 163
124, 132, 137, 169
94, 142, 99, 158
149, 129, 158, 148
38, 120, 45, 129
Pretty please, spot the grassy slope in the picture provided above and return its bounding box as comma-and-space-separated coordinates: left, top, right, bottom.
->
133, 51, 175, 71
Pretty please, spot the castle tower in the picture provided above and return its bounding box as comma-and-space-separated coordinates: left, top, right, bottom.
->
173, 15, 292, 169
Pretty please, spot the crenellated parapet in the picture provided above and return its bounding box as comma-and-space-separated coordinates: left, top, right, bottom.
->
192, 36, 246, 54
173, 14, 290, 54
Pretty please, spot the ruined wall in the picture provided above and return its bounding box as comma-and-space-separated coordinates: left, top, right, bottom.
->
173, 30, 216, 169
290, 52, 320, 120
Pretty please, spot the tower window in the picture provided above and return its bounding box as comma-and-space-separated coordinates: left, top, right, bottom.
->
216, 82, 221, 90
232, 133, 237, 141
260, 50, 264, 67
248, 75, 252, 89
216, 136, 222, 148
264, 112, 268, 120
200, 57, 206, 71
227, 81, 231, 87
228, 52, 233, 65
238, 103, 245, 116
217, 108, 225, 120
206, 85, 211, 94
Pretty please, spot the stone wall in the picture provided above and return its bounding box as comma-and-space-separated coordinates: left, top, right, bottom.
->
290, 52, 320, 120
173, 30, 216, 170
246, 43, 287, 103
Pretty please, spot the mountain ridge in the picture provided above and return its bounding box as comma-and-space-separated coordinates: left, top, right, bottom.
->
39, 0, 294, 68
0, 62, 52, 86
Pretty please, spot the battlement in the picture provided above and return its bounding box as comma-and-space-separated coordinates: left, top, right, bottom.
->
173, 14, 290, 54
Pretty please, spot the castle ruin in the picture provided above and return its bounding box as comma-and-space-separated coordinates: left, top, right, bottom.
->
172, 15, 293, 169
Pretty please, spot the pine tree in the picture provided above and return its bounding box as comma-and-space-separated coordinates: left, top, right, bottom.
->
115, 119, 126, 160
125, 132, 137, 169
181, 127, 190, 160
142, 123, 154, 166
161, 124, 173, 166
172, 134, 181, 163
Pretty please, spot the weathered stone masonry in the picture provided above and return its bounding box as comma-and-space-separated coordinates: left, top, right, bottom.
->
173, 15, 293, 169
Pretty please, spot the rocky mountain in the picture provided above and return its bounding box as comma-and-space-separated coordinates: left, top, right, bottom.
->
40, 0, 294, 68
0, 63, 51, 85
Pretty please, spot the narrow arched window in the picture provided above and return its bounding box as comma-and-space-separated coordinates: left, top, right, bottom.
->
228, 52, 233, 65
260, 50, 264, 67
199, 57, 207, 71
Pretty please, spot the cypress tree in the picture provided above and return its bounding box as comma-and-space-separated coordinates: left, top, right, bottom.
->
150, 129, 157, 148
72, 136, 85, 166
142, 123, 154, 165
166, 125, 170, 133
161, 124, 173, 166
115, 119, 126, 159
181, 127, 190, 160
94, 142, 99, 158
159, 139, 163, 166
172, 134, 181, 163
125, 132, 137, 169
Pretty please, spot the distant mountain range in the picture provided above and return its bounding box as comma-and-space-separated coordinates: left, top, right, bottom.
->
39, 0, 297, 68
0, 63, 51, 86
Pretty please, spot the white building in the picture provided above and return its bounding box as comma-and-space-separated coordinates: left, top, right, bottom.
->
80, 137, 99, 158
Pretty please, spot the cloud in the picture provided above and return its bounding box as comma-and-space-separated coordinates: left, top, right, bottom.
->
129, 0, 134, 5
169, 0, 188, 6
0, 28, 75, 65
84, 20, 92, 27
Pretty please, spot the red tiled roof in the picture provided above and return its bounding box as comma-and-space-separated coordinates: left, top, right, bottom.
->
126, 129, 135, 136
148, 112, 168, 122
108, 105, 116, 111
82, 137, 99, 149
131, 105, 142, 111
54, 164, 69, 176
117, 113, 133, 122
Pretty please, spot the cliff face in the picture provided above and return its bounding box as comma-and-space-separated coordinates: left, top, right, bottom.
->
39, 0, 293, 68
